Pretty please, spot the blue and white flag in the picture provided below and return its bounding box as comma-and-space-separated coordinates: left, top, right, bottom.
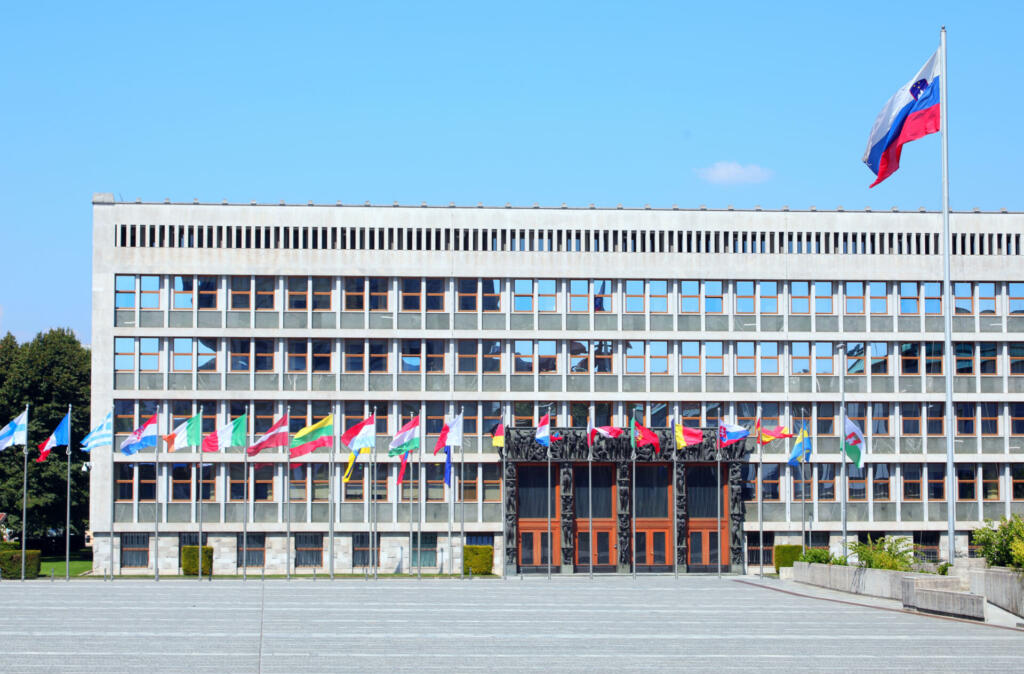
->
81, 411, 113, 452
0, 409, 28, 451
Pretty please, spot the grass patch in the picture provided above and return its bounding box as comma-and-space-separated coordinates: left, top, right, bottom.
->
40, 551, 92, 578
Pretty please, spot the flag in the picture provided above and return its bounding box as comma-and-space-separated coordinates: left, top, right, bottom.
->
757, 419, 794, 444
81, 412, 113, 452
120, 414, 158, 455
37, 411, 71, 462
397, 451, 411, 485
0, 409, 28, 451
673, 421, 703, 447
446, 413, 464, 448
202, 414, 248, 453
535, 414, 551, 447
341, 415, 375, 483
587, 419, 623, 448
248, 415, 289, 457
718, 421, 750, 448
842, 417, 865, 469
441, 445, 452, 486
289, 415, 334, 459
163, 413, 202, 453
863, 49, 941, 187
389, 416, 420, 456
630, 418, 661, 454
490, 422, 505, 448
788, 423, 813, 467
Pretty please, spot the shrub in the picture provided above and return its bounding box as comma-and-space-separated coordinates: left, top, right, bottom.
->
972, 516, 1024, 569
180, 545, 213, 576
830, 555, 848, 567
850, 535, 914, 571
774, 544, 803, 572
463, 545, 493, 575
799, 548, 833, 564
0, 541, 20, 551
936, 562, 952, 576
0, 550, 41, 579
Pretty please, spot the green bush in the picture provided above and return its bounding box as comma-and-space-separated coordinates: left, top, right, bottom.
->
0, 541, 20, 551
774, 544, 803, 572
936, 562, 952, 576
850, 535, 914, 571
180, 545, 213, 576
463, 545, 493, 575
972, 516, 1024, 569
799, 548, 833, 564
0, 550, 41, 579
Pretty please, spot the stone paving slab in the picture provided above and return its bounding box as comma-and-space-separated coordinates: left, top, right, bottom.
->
0, 576, 1021, 672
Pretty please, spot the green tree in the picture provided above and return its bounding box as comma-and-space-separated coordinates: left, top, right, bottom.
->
0, 329, 90, 543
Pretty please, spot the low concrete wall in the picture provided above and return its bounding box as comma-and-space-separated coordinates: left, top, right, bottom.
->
792, 562, 946, 601
900, 577, 985, 621
966, 566, 1024, 619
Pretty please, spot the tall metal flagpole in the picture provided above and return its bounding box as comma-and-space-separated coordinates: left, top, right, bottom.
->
66, 403, 73, 581
329, 424, 336, 580
198, 405, 204, 582
671, 416, 678, 579
545, 404, 552, 580
242, 412, 249, 582
371, 437, 377, 581
285, 449, 291, 581
417, 417, 424, 581
939, 26, 956, 564
631, 409, 638, 582
460, 416, 466, 580
153, 408, 160, 582
840, 343, 848, 559
588, 419, 594, 579
757, 424, 764, 579
447, 418, 453, 577
716, 424, 722, 580
109, 416, 115, 581
21, 403, 29, 582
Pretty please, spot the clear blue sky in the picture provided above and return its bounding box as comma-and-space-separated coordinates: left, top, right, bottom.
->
2, 1, 1022, 343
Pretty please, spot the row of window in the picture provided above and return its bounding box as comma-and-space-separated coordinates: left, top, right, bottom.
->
742, 463, 1024, 503
111, 399, 1024, 439
112, 338, 1024, 377
112, 276, 1024, 316
115, 461, 501, 504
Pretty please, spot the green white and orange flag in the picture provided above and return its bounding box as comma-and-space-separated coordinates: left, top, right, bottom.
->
289, 415, 334, 459
163, 413, 202, 453
202, 414, 248, 453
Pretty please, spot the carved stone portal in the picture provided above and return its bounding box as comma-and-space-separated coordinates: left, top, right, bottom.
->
674, 461, 687, 567
728, 461, 745, 569
503, 460, 518, 569
616, 461, 631, 571
560, 463, 574, 567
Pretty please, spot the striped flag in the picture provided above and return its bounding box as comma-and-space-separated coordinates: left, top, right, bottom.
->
81, 412, 113, 452
289, 415, 334, 459
37, 412, 71, 462
248, 415, 289, 457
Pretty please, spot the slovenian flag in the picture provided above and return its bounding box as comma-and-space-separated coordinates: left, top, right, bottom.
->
788, 423, 813, 467
863, 50, 940, 187
717, 420, 750, 448
120, 414, 159, 455
37, 412, 71, 462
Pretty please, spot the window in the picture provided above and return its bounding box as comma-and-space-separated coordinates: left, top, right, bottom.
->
138, 275, 160, 309
569, 340, 589, 373
925, 342, 943, 375
138, 463, 156, 501
649, 341, 669, 374
253, 465, 274, 501
742, 465, 757, 501
649, 280, 668, 313
287, 340, 307, 372
817, 402, 835, 435
762, 464, 780, 501
899, 282, 919, 314
425, 402, 445, 435
368, 277, 388, 310
869, 342, 888, 375
928, 464, 945, 500
815, 342, 833, 375
400, 464, 420, 502
425, 278, 444, 311
903, 463, 922, 500
115, 275, 135, 309
902, 402, 922, 436
924, 282, 942, 314
873, 464, 890, 501
954, 282, 972, 315
368, 340, 388, 372
978, 282, 996, 315
569, 279, 589, 313
229, 464, 248, 501
679, 281, 699, 313
900, 343, 920, 375
1011, 344, 1024, 375
625, 341, 645, 374
846, 403, 867, 436
679, 341, 699, 374
353, 532, 379, 567
814, 281, 833, 314
790, 281, 809, 314
312, 277, 332, 311
197, 339, 216, 372
1011, 283, 1024, 315
869, 282, 887, 314
255, 276, 275, 310
401, 340, 422, 372
705, 281, 723, 314
624, 280, 645, 313
197, 463, 215, 501
230, 276, 251, 309
538, 340, 557, 373
173, 275, 194, 309
817, 465, 835, 501
594, 280, 612, 313
139, 338, 159, 372
295, 533, 323, 567
254, 339, 275, 372
736, 402, 756, 431
482, 340, 501, 373
848, 465, 867, 501
344, 462, 365, 501
412, 532, 438, 567
456, 279, 477, 311
1012, 403, 1024, 435
401, 278, 422, 311
792, 464, 811, 500
290, 464, 307, 501
760, 281, 778, 314
238, 533, 266, 568
513, 340, 534, 373
704, 341, 724, 375
981, 402, 999, 436
171, 464, 192, 501
871, 402, 891, 436
957, 465, 976, 500
593, 341, 614, 373
197, 276, 217, 309
425, 339, 445, 373
846, 342, 865, 375
982, 464, 1000, 501
513, 401, 533, 427
115, 463, 134, 500
845, 282, 864, 314
535, 279, 557, 312
426, 464, 445, 502
460, 464, 478, 501
344, 340, 365, 372
254, 402, 275, 434
311, 340, 331, 372
791, 342, 810, 375
735, 342, 755, 374
792, 402, 811, 433
482, 401, 502, 438
372, 463, 388, 501
115, 338, 134, 372
926, 402, 944, 436
977, 343, 996, 375
954, 343, 974, 375
482, 279, 500, 311
344, 277, 365, 310
1014, 465, 1024, 500
457, 340, 477, 373
121, 533, 150, 568
735, 281, 754, 314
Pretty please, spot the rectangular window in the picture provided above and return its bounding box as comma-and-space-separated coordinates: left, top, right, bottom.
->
679, 341, 699, 374
457, 279, 477, 311
928, 464, 946, 500
513, 340, 534, 373
760, 281, 778, 314
845, 281, 865, 314
114, 337, 134, 372
483, 464, 501, 502
401, 339, 422, 372
814, 281, 833, 314
238, 533, 266, 568
171, 464, 192, 501
253, 465, 274, 501
869, 342, 888, 375
138, 463, 156, 501
957, 465, 976, 500
649, 341, 669, 374
593, 341, 614, 373
482, 279, 500, 311
136, 275, 160, 309
139, 338, 159, 372
1012, 403, 1024, 436
846, 342, 865, 375
705, 281, 723, 314
344, 277, 365, 311
254, 276, 275, 310
735, 281, 754, 314
460, 464, 479, 502
425, 278, 445, 311
869, 282, 887, 314
790, 281, 809, 314
625, 341, 645, 374
902, 402, 922, 436
287, 340, 308, 372
791, 342, 810, 375
594, 280, 612, 313
344, 340, 365, 372
954, 343, 974, 375
230, 276, 251, 310
457, 340, 477, 373
197, 276, 217, 309
899, 282, 919, 314
704, 341, 724, 375
982, 464, 1000, 501
979, 342, 997, 375
368, 277, 388, 311
401, 278, 422, 311
978, 282, 996, 315
900, 343, 920, 374
254, 339, 275, 372
924, 282, 942, 314
649, 280, 668, 313
412, 532, 438, 567
426, 464, 445, 502
121, 532, 150, 568
352, 532, 378, 567
735, 341, 755, 375
173, 275, 194, 309
926, 402, 944, 436
312, 277, 332, 311
115, 462, 134, 500
792, 402, 811, 434
569, 340, 589, 373
815, 342, 833, 375
229, 463, 248, 501
1014, 465, 1024, 500
368, 339, 388, 372
424, 339, 445, 373
873, 464, 890, 501
482, 340, 501, 373
624, 280, 645, 313
537, 279, 557, 312
848, 465, 867, 501
197, 339, 216, 372
817, 402, 835, 436
924, 342, 943, 375
311, 339, 331, 372
954, 282, 972, 315
792, 464, 811, 500
295, 533, 324, 567
762, 464, 780, 501
1010, 283, 1024, 315
871, 402, 891, 436
903, 463, 922, 500
569, 279, 589, 313
817, 465, 835, 501
538, 340, 558, 373
981, 402, 999, 436
115, 275, 136, 309
679, 281, 699, 313
513, 279, 533, 312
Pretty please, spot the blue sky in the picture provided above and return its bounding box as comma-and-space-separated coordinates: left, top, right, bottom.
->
2, 1, 1022, 342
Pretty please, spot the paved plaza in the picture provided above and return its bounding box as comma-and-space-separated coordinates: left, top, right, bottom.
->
0, 576, 1021, 672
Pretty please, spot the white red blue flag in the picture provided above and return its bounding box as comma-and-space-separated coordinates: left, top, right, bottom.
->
718, 420, 750, 448
37, 412, 71, 462
863, 50, 941, 186
535, 414, 551, 447
120, 414, 159, 455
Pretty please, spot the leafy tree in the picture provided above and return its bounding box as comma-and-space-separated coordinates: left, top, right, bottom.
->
849, 535, 914, 571
972, 516, 1024, 569
0, 329, 90, 542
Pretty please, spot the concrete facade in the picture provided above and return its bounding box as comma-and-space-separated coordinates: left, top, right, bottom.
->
90, 194, 1024, 574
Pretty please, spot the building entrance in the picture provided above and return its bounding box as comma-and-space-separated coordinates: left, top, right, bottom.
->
685, 464, 729, 572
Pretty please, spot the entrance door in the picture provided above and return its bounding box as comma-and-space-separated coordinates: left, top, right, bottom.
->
685, 464, 729, 572
574, 464, 617, 571
577, 523, 616, 568
517, 464, 560, 571
518, 528, 557, 567
634, 463, 673, 572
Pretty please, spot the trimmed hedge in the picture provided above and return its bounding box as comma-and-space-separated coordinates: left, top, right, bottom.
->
0, 550, 41, 579
180, 545, 214, 576
774, 545, 803, 573
463, 545, 493, 575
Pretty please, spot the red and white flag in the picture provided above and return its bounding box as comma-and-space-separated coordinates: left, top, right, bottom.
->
248, 414, 289, 457
586, 419, 623, 448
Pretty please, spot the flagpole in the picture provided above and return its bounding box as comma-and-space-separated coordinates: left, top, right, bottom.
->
21, 403, 29, 582
329, 425, 336, 581
631, 410, 637, 582
285, 451, 291, 581
757, 423, 764, 579
939, 26, 956, 565
459, 417, 466, 580
716, 426, 721, 580
153, 408, 160, 582
109, 411, 115, 580
66, 403, 72, 582
417, 417, 423, 581
498, 411, 505, 580
840, 342, 848, 559
545, 405, 552, 580
588, 421, 594, 579
670, 417, 677, 579
242, 411, 249, 582
371, 439, 377, 580
198, 405, 204, 582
